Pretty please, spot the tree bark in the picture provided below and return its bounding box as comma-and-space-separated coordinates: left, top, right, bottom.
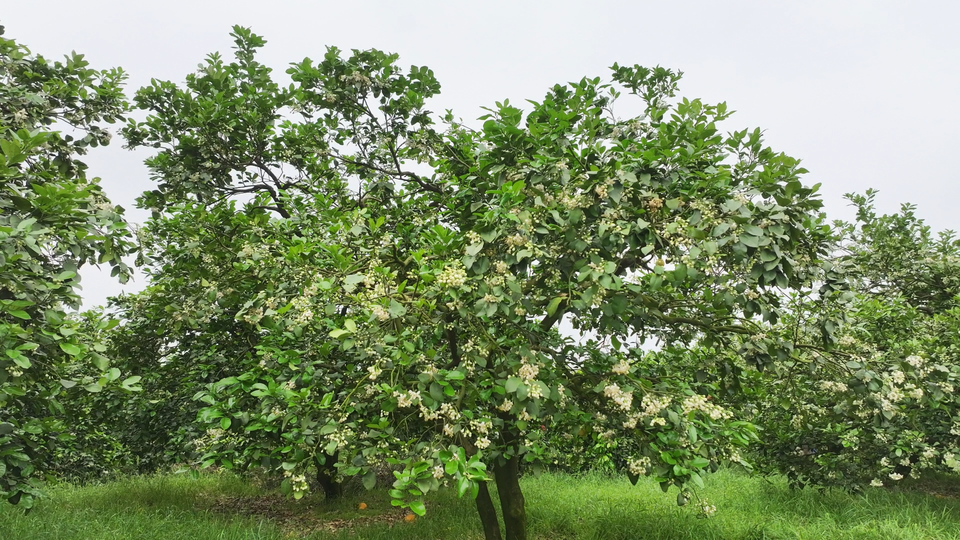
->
315, 452, 343, 500
494, 455, 527, 540
475, 480, 504, 540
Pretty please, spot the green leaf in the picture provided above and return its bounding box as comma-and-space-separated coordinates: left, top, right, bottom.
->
388, 300, 407, 317
457, 476, 470, 498
465, 242, 484, 256
546, 296, 564, 316
90, 353, 109, 370
9, 310, 30, 320
409, 500, 426, 516
60, 343, 82, 356
362, 470, 377, 490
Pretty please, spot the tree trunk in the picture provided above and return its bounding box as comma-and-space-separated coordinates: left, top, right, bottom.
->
494, 455, 527, 540
316, 468, 343, 499
475, 480, 504, 540
315, 452, 343, 500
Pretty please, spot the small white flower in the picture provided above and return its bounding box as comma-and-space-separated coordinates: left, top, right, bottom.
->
611, 359, 630, 375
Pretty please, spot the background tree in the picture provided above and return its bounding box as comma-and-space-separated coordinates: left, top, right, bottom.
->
727, 191, 960, 491
0, 26, 137, 507
120, 27, 844, 540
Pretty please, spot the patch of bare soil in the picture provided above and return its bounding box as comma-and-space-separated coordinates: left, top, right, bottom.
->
208, 493, 413, 537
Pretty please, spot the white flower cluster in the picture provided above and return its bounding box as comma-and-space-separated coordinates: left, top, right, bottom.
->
437, 262, 468, 288
238, 242, 268, 260
504, 233, 527, 249
423, 401, 461, 423
395, 389, 422, 408
640, 394, 672, 423
518, 361, 539, 382
284, 470, 310, 493
559, 191, 587, 209
681, 395, 732, 421
370, 304, 390, 321
339, 71, 372, 88
945, 452, 960, 473
611, 359, 630, 375
603, 383, 633, 411
627, 456, 651, 476
328, 426, 354, 450
819, 381, 848, 393
697, 498, 717, 518
439, 403, 461, 421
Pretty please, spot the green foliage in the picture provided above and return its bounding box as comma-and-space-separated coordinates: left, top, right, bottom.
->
731, 191, 960, 490
0, 26, 135, 506
114, 27, 843, 539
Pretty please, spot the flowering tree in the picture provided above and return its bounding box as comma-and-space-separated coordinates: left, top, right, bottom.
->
0, 27, 137, 507
727, 191, 960, 491
119, 27, 843, 539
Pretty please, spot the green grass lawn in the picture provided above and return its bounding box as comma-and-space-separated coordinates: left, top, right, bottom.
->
2, 469, 959, 539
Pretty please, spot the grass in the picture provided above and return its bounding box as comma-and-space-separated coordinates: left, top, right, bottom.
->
1, 469, 959, 539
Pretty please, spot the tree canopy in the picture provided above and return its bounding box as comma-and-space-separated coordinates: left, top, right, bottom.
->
0, 25, 137, 508
110, 27, 848, 539
7, 24, 957, 540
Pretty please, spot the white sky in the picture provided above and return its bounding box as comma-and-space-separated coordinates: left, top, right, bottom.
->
4, 0, 958, 308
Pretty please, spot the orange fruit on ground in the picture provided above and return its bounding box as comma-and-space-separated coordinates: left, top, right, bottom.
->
404, 514, 416, 523
358, 502, 367, 510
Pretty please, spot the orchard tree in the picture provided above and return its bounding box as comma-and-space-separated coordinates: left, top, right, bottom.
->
0, 26, 137, 507
122, 27, 843, 539
730, 192, 960, 491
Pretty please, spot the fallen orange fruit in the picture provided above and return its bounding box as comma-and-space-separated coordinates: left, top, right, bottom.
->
404, 514, 416, 523
358, 503, 367, 510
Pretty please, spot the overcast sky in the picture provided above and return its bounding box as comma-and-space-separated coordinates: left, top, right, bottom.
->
5, 0, 959, 308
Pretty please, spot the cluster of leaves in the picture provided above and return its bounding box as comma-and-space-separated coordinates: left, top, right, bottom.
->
724, 191, 960, 491
0, 27, 138, 506
108, 27, 845, 540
